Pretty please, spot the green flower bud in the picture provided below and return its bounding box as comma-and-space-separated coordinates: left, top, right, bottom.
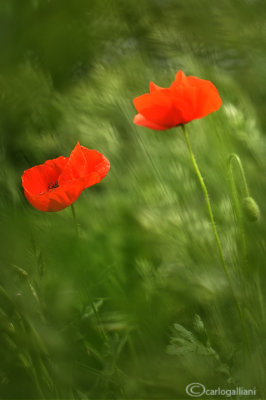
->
242, 197, 260, 222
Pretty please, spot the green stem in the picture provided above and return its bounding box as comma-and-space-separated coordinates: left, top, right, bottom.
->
228, 153, 250, 197
71, 203, 79, 237
181, 125, 242, 319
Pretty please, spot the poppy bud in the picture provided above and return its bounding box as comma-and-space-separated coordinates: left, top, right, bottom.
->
242, 197, 260, 222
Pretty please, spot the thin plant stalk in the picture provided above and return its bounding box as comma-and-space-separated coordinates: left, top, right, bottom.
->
228, 153, 250, 198
181, 125, 243, 322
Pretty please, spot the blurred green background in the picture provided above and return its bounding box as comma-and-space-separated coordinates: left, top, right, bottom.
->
0, 0, 266, 398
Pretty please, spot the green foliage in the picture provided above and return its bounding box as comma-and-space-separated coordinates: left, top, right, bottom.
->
167, 315, 231, 382
0, 1, 266, 399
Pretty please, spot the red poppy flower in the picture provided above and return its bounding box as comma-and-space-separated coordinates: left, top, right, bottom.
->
133, 70, 222, 130
22, 142, 110, 212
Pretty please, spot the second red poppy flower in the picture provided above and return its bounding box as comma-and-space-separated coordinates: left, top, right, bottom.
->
22, 143, 110, 212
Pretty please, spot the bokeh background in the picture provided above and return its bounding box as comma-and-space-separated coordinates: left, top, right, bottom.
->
0, 0, 266, 398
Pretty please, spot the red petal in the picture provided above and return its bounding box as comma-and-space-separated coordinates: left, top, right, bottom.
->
22, 156, 68, 195
133, 90, 178, 127
23, 180, 84, 212
187, 76, 222, 118
133, 113, 169, 130
171, 70, 188, 87
78, 146, 110, 188
170, 85, 198, 124
149, 82, 164, 92
59, 142, 87, 183
59, 143, 110, 188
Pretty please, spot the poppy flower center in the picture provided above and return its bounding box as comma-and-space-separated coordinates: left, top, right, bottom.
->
48, 180, 59, 190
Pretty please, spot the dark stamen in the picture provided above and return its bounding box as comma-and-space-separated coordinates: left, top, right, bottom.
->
48, 180, 59, 190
